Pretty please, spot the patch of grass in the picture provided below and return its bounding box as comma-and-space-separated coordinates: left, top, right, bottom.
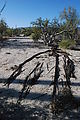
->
59, 39, 76, 49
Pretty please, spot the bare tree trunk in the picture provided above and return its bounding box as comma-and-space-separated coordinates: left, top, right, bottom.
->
52, 54, 59, 98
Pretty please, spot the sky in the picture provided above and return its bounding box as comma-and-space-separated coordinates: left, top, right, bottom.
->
0, 0, 80, 28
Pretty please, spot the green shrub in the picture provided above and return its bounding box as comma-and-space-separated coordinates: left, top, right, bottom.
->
31, 32, 40, 41
59, 39, 76, 49
31, 27, 41, 41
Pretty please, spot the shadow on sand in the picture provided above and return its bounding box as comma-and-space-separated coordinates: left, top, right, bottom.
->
0, 77, 80, 119
0, 78, 52, 102
0, 39, 47, 49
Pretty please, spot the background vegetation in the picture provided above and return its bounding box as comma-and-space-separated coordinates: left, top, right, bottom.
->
0, 6, 80, 48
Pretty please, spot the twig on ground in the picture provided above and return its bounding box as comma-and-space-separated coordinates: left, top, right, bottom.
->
46, 66, 55, 75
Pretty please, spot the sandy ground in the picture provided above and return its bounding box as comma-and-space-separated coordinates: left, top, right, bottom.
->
0, 38, 80, 120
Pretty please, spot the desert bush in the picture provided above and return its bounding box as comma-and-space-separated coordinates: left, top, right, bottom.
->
31, 27, 41, 41
59, 39, 76, 49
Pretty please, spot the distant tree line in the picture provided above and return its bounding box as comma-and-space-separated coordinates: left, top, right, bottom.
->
0, 6, 80, 48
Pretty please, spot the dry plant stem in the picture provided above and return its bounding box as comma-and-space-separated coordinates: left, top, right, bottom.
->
23, 69, 43, 99
63, 55, 76, 89
0, 1, 6, 15
21, 62, 40, 93
46, 66, 55, 75
5, 50, 51, 87
52, 54, 59, 98
18, 63, 43, 102
19, 50, 51, 66
63, 55, 71, 88
5, 48, 70, 87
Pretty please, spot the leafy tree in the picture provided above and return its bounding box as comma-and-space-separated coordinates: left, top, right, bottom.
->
23, 27, 32, 36
31, 17, 43, 28
0, 19, 7, 38
6, 28, 13, 37
31, 17, 43, 41
31, 17, 50, 43
41, 18, 50, 44
49, 18, 60, 42
60, 7, 80, 40
12, 28, 21, 36
31, 17, 61, 45
31, 27, 41, 41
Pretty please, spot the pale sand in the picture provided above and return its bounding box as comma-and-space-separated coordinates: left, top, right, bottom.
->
0, 39, 80, 119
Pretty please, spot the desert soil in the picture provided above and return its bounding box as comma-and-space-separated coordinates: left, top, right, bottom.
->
0, 38, 80, 120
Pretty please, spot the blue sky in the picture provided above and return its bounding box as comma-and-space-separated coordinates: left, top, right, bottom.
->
1, 0, 80, 28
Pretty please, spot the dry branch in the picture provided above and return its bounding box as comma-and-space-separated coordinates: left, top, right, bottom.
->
46, 66, 55, 75
0, 0, 6, 15
51, 54, 77, 114
52, 54, 60, 98
4, 50, 51, 87
4, 48, 70, 87
63, 55, 76, 88
3, 45, 78, 114
17, 62, 44, 102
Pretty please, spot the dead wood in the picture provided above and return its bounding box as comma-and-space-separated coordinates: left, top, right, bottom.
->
3, 46, 78, 114
4, 50, 51, 87
63, 55, 76, 88
4, 48, 70, 88
0, 0, 6, 15
46, 63, 49, 71
17, 62, 43, 102
51, 54, 60, 98
46, 66, 55, 75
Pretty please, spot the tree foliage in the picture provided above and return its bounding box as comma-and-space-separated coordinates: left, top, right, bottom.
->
31, 27, 41, 41
0, 19, 7, 38
31, 7, 80, 47
31, 17, 61, 45
60, 7, 80, 40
